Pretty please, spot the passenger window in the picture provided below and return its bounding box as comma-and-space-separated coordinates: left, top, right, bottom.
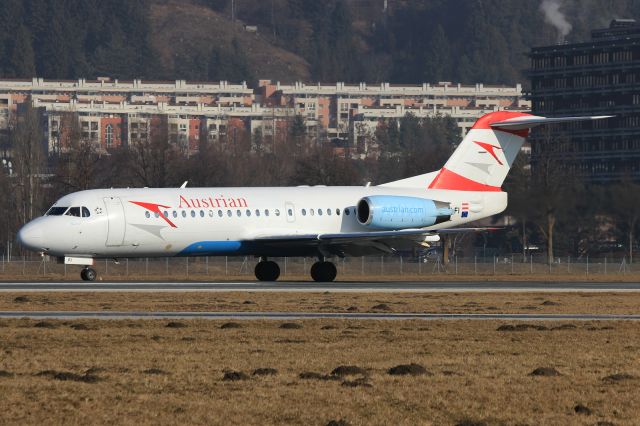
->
173, 211, 178, 218
301, 209, 306, 216
145, 211, 151, 218
66, 207, 81, 217
275, 209, 280, 216
154, 212, 160, 218
236, 210, 241, 217
209, 210, 214, 217
182, 211, 187, 218
218, 210, 223, 217
327, 209, 331, 216
255, 209, 260, 217
265, 209, 270, 216
345, 208, 350, 216
200, 210, 205, 217
336, 208, 340, 216
82, 207, 91, 217
310, 209, 315, 216
246, 209, 251, 217
227, 210, 232, 217
318, 209, 323, 216
191, 210, 196, 218
288, 209, 293, 216
163, 211, 169, 218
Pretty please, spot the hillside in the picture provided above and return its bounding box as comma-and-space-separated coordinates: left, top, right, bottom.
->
148, 0, 311, 83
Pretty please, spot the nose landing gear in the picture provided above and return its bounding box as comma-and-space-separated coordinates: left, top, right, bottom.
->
80, 267, 97, 282
254, 258, 280, 281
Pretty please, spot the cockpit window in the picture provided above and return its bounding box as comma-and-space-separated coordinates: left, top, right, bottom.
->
46, 207, 68, 216
82, 207, 91, 218
65, 207, 81, 217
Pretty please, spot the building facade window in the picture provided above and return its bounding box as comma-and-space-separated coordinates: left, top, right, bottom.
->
105, 124, 114, 147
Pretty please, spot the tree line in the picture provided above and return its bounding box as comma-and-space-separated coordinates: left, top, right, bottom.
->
1, 108, 638, 263
3, 0, 640, 84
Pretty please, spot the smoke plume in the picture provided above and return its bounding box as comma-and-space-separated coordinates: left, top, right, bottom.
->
540, 0, 572, 42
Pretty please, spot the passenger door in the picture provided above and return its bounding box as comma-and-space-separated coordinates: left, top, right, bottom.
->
103, 197, 126, 246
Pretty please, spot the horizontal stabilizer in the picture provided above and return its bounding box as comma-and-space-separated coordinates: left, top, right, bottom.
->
490, 115, 614, 131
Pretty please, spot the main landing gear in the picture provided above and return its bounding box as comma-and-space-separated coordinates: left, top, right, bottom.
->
80, 267, 97, 282
253, 257, 338, 282
310, 260, 337, 282
254, 258, 281, 281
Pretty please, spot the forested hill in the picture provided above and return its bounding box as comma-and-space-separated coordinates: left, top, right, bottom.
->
1, 0, 638, 85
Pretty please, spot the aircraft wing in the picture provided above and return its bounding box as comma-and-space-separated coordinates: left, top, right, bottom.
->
253, 227, 497, 241
252, 227, 499, 255
318, 227, 500, 240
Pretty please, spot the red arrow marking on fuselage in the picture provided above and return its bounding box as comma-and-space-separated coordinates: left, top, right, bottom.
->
130, 201, 177, 228
473, 141, 504, 165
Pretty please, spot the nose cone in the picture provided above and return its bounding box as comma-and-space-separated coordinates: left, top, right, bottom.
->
17, 222, 44, 252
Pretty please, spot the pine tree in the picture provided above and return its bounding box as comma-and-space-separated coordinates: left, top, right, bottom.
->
8, 25, 36, 78
422, 25, 451, 83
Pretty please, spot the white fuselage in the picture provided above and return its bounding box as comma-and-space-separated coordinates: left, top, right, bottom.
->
18, 186, 507, 259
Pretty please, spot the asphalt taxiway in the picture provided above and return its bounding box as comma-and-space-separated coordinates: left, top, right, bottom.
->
0, 281, 639, 292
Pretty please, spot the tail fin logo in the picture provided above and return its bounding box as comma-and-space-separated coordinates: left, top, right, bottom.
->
474, 141, 504, 165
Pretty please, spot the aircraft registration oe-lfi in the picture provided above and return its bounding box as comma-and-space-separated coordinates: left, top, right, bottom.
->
17, 111, 611, 282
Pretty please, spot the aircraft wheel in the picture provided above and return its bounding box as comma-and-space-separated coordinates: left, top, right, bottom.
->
255, 261, 280, 281
81, 267, 97, 282
310, 261, 337, 282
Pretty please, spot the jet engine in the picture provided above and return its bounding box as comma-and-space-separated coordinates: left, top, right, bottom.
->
356, 195, 453, 229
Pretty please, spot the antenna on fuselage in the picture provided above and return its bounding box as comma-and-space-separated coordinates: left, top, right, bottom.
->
180, 181, 188, 189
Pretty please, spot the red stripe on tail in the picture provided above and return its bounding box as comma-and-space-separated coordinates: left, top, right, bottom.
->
471, 111, 533, 137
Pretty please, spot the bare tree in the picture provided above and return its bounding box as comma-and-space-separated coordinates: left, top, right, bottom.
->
127, 116, 174, 188
53, 112, 101, 192
290, 142, 361, 186
610, 178, 640, 263
529, 129, 578, 264
504, 153, 532, 262
11, 101, 47, 224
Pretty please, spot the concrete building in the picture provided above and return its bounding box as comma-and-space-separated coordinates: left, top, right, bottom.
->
528, 19, 640, 182
0, 77, 529, 156
257, 80, 529, 144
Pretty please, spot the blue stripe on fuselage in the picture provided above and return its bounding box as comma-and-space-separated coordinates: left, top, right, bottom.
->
178, 241, 245, 256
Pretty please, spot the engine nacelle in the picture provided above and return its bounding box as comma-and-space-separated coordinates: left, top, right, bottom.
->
357, 195, 453, 229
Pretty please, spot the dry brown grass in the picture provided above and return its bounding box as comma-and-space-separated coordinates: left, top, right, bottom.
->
2, 291, 640, 314
0, 318, 637, 425
7, 272, 640, 282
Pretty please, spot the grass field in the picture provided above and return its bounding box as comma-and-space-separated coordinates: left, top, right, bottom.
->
2, 291, 640, 315
4, 271, 640, 282
0, 316, 637, 425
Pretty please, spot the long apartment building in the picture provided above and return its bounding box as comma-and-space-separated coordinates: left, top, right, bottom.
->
0, 77, 529, 155
258, 80, 530, 141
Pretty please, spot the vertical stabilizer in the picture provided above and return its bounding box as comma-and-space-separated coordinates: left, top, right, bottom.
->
428, 111, 533, 191
382, 111, 611, 190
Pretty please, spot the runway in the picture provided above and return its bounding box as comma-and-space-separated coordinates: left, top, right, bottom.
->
1, 310, 639, 321
0, 281, 640, 292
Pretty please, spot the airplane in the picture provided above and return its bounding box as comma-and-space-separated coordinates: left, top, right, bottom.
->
16, 111, 611, 282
